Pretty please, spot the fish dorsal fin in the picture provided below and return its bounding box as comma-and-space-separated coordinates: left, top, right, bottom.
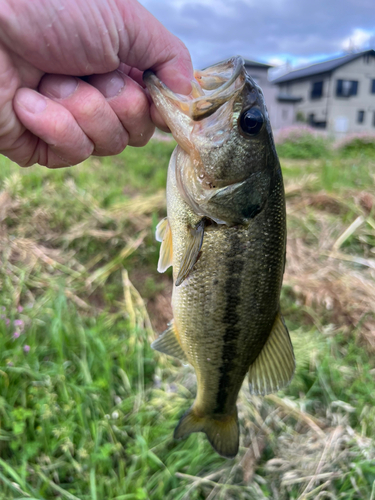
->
248, 311, 295, 395
156, 218, 173, 273
175, 219, 205, 286
151, 320, 187, 362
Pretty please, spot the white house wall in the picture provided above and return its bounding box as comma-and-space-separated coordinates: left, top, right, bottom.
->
277, 54, 375, 136
246, 66, 296, 131
278, 78, 330, 126
329, 56, 375, 136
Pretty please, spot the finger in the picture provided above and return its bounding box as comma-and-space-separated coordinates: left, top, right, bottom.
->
150, 106, 171, 134
14, 88, 94, 167
117, 0, 194, 94
39, 74, 129, 156
151, 37, 194, 95
117, 63, 170, 133
118, 63, 145, 88
87, 70, 155, 147
1, 127, 64, 168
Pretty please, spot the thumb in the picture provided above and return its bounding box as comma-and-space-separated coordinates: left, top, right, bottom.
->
117, 0, 194, 94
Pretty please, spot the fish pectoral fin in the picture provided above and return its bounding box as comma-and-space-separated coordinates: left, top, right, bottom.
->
155, 217, 169, 242
151, 320, 187, 362
174, 406, 239, 459
175, 219, 205, 286
248, 311, 295, 395
156, 218, 173, 273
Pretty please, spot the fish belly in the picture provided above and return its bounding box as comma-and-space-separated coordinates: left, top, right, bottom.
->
168, 164, 286, 418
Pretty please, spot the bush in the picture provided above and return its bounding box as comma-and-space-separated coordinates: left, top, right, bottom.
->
334, 132, 375, 158
275, 125, 331, 159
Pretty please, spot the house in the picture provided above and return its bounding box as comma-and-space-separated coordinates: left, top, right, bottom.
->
272, 50, 375, 136
243, 58, 300, 131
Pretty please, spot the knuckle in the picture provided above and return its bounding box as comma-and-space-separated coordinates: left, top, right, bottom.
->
48, 151, 83, 168
78, 141, 95, 161
48, 113, 73, 143
79, 142, 94, 160
78, 94, 104, 122
129, 124, 155, 147
124, 91, 149, 121
96, 131, 128, 156
48, 113, 94, 162
112, 132, 128, 154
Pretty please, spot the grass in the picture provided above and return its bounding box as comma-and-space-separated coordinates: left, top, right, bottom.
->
0, 138, 375, 499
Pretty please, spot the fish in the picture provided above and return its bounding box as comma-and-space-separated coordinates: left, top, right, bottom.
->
143, 56, 295, 459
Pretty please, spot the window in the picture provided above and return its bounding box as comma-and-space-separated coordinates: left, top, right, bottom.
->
357, 110, 365, 124
311, 81, 323, 99
364, 53, 371, 64
308, 112, 326, 129
371, 79, 375, 94
336, 79, 358, 97
282, 109, 288, 119
373, 111, 375, 127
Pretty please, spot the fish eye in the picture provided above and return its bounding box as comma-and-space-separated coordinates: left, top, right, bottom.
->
239, 108, 264, 136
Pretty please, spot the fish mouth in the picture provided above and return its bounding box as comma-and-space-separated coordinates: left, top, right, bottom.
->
143, 56, 246, 149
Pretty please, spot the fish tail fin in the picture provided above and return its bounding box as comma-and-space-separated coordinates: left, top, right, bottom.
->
174, 406, 239, 458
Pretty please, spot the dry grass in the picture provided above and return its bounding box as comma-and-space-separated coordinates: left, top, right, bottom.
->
285, 184, 375, 350
0, 172, 167, 312
1, 147, 375, 499
145, 164, 375, 499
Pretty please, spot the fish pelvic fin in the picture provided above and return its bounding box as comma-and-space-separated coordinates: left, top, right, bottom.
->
174, 406, 239, 459
156, 217, 173, 273
175, 218, 205, 286
248, 311, 295, 395
151, 320, 187, 362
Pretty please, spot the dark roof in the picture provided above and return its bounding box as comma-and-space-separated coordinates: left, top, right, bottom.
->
243, 58, 273, 69
272, 50, 375, 84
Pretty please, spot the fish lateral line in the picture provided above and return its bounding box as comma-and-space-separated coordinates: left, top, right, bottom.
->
146, 56, 291, 459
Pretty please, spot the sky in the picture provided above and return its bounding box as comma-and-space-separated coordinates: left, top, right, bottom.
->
139, 0, 375, 75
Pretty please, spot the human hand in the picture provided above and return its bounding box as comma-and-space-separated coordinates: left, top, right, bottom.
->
0, 0, 193, 168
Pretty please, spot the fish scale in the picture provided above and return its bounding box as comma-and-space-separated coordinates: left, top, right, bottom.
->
144, 56, 295, 458
171, 154, 286, 417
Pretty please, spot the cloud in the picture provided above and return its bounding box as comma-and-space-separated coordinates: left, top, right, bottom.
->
341, 28, 375, 51
267, 57, 287, 67
140, 0, 375, 69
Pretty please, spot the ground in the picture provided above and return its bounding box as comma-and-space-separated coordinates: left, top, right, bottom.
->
0, 136, 374, 499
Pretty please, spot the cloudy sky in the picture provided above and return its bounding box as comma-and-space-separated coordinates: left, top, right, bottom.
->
140, 0, 375, 74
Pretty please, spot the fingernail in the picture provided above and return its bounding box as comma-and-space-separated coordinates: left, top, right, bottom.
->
44, 76, 78, 99
17, 91, 47, 114
90, 71, 125, 98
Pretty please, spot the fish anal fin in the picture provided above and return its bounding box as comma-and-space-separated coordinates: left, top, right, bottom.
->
174, 406, 239, 459
156, 218, 173, 273
248, 311, 295, 395
175, 219, 205, 286
151, 320, 187, 362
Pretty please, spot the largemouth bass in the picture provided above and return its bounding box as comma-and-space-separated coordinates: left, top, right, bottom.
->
144, 56, 295, 459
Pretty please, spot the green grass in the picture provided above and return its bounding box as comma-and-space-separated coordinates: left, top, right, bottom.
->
281, 157, 375, 193
0, 140, 375, 498
275, 135, 330, 159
